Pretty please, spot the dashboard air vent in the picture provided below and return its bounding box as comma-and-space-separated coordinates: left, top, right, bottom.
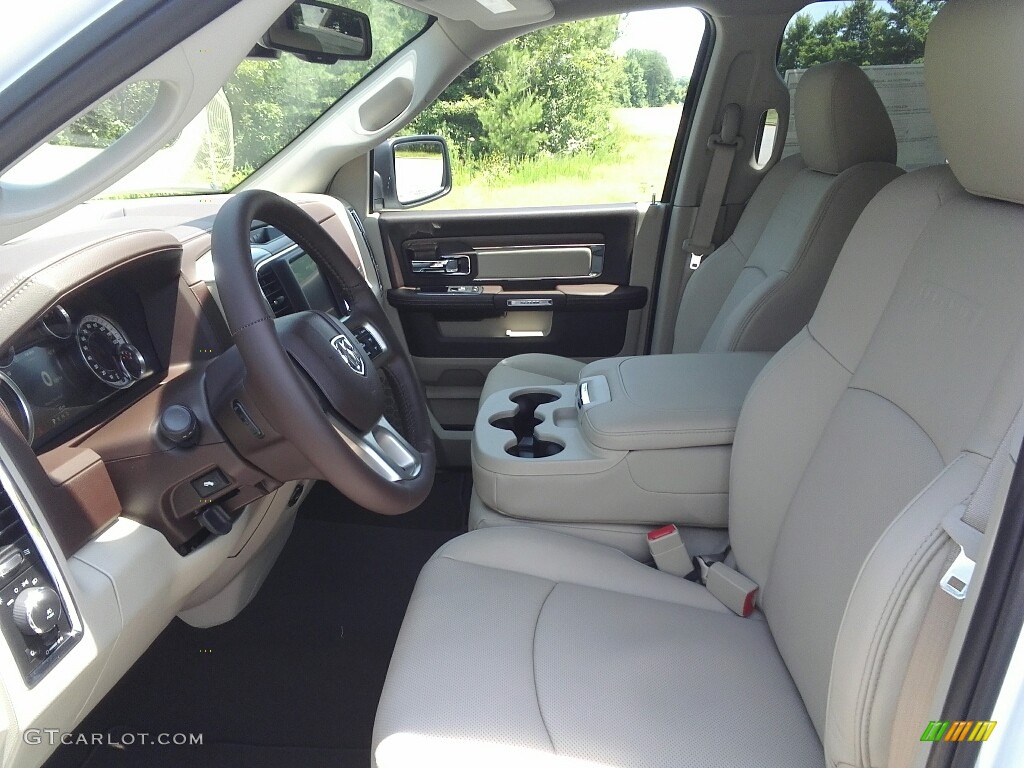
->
250, 222, 284, 245
256, 265, 293, 317
0, 487, 25, 550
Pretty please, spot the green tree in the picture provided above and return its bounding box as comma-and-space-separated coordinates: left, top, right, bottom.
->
779, 0, 944, 73
621, 54, 648, 107
223, 0, 427, 171
52, 81, 160, 148
623, 49, 678, 107
675, 76, 690, 103
509, 16, 625, 154
477, 51, 547, 159
412, 15, 627, 158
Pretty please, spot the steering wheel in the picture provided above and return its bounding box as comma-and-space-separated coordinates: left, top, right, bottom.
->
211, 190, 435, 514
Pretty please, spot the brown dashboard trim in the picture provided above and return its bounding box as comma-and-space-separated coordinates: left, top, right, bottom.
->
0, 411, 110, 556
0, 229, 180, 345
0, 196, 367, 553
38, 447, 121, 553
0, 230, 184, 553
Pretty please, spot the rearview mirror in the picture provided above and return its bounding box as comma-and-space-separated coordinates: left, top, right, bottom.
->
263, 1, 372, 64
373, 136, 452, 210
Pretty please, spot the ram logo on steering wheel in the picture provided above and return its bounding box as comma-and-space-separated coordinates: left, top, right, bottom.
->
332, 334, 365, 376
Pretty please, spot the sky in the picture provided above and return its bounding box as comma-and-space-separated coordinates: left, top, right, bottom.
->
612, 8, 707, 78
612, 2, 871, 79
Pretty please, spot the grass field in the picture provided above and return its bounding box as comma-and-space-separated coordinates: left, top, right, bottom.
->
429, 106, 683, 209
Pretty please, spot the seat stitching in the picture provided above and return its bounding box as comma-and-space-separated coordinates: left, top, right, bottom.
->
830, 70, 843, 172
805, 325, 853, 374
728, 274, 787, 350
862, 528, 949, 766
532, 583, 558, 754
731, 170, 847, 348
825, 451, 968, 762
847, 386, 944, 464
858, 447, 994, 763
740, 262, 769, 279
815, 174, 958, 377
434, 552, 725, 612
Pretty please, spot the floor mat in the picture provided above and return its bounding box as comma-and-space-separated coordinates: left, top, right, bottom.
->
79, 742, 369, 768
46, 516, 459, 768
299, 470, 472, 531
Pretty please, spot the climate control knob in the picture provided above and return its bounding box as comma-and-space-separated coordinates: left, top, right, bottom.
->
12, 586, 61, 636
159, 404, 199, 447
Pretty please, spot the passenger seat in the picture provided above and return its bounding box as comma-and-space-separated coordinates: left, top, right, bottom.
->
480, 61, 903, 403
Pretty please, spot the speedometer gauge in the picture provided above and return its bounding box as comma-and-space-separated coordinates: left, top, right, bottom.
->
76, 315, 144, 389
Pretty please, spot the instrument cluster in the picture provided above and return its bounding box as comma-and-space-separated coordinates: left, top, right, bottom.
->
0, 293, 157, 451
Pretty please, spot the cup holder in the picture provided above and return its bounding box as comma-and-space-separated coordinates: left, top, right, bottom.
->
489, 392, 564, 458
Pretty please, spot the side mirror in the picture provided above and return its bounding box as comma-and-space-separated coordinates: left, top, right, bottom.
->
373, 136, 452, 210
263, 1, 372, 65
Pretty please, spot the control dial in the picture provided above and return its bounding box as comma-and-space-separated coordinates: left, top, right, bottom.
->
158, 404, 200, 447
12, 586, 61, 636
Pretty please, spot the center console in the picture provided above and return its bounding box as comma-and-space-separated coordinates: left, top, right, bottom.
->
471, 353, 771, 553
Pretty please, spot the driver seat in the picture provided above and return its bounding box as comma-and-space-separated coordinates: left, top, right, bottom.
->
372, 2, 1024, 766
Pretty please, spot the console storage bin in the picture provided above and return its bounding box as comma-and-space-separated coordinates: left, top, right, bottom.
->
472, 353, 771, 527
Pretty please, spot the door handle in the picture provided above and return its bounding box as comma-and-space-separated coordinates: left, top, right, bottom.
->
411, 256, 471, 275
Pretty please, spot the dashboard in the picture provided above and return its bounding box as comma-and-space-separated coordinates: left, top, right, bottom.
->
0, 217, 356, 457
0, 284, 161, 452
0, 193, 377, 768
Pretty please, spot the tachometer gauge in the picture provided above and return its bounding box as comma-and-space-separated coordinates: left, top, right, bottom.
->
76, 315, 143, 389
40, 304, 73, 339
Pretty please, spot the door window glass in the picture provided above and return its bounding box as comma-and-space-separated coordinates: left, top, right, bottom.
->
414, 8, 708, 209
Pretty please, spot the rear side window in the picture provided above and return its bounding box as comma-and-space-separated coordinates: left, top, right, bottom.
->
779, 0, 945, 170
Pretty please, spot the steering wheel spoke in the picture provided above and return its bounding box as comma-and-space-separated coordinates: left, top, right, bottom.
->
329, 414, 422, 482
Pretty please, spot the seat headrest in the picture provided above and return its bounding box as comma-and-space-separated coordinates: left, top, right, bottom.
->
795, 61, 897, 175
925, 0, 1024, 205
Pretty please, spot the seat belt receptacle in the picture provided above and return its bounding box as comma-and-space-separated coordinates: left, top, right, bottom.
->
647, 524, 693, 578
705, 562, 758, 617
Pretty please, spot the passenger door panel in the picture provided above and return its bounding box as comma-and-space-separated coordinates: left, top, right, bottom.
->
376, 206, 647, 428
379, 206, 645, 359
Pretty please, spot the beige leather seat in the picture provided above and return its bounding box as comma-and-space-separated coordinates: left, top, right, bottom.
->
480, 60, 903, 403
374, 2, 1024, 767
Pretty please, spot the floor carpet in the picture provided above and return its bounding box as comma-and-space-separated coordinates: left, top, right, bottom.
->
45, 474, 469, 768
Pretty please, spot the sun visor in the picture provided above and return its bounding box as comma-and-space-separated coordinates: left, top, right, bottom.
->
407, 0, 554, 30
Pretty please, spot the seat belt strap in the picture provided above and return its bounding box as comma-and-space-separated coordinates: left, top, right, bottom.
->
684, 103, 742, 269
690, 545, 731, 583
888, 405, 1023, 767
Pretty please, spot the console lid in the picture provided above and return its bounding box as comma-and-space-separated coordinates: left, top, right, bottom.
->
578, 353, 771, 451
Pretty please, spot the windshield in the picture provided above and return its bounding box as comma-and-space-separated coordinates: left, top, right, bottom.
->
2, 0, 429, 198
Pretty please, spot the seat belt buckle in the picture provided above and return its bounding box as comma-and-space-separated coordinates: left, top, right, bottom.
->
940, 545, 976, 600
647, 524, 693, 578
705, 562, 758, 617
694, 554, 714, 583
682, 240, 713, 270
